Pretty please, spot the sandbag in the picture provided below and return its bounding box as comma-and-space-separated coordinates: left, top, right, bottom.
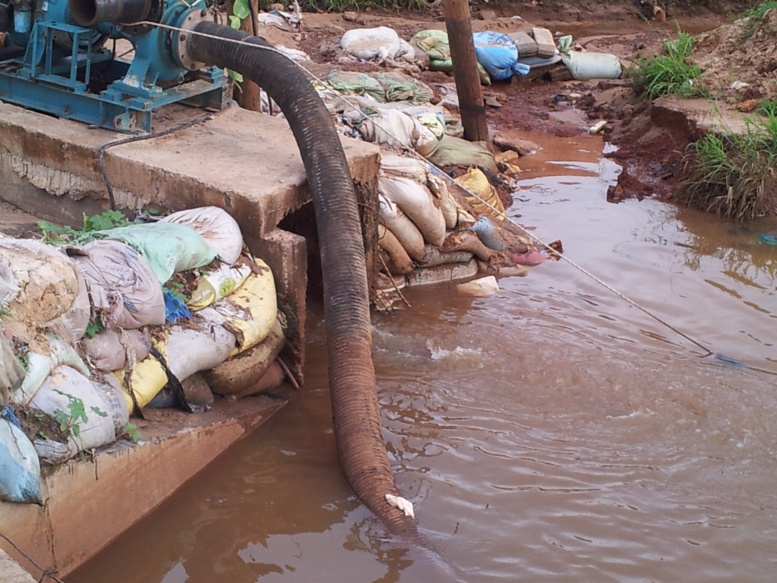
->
341, 26, 415, 62
0, 416, 43, 504
1, 335, 24, 406
557, 35, 622, 81
30, 365, 116, 462
378, 195, 426, 261
113, 263, 277, 410
101, 222, 218, 284
427, 173, 459, 230
380, 154, 429, 183
356, 108, 439, 157
81, 328, 152, 372
92, 376, 130, 433
378, 224, 415, 275
74, 239, 165, 330
204, 318, 286, 397
454, 167, 507, 220
473, 31, 530, 81
0, 239, 89, 346
412, 29, 492, 85
326, 71, 434, 105
13, 334, 90, 406
379, 175, 446, 246
161, 207, 244, 265
425, 134, 498, 174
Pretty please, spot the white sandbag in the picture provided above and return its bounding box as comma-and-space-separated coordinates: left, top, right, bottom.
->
341, 26, 415, 62
357, 109, 439, 157
380, 154, 430, 183
378, 195, 426, 261
379, 175, 447, 246
81, 327, 152, 372
74, 239, 165, 330
456, 275, 499, 297
0, 417, 43, 504
160, 207, 244, 265
13, 334, 90, 406
92, 375, 130, 433
164, 323, 236, 381
30, 366, 116, 461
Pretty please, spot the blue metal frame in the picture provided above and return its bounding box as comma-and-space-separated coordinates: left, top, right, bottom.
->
0, 8, 226, 133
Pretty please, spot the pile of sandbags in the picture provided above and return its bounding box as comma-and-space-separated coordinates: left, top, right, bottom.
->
375, 154, 542, 302
0, 207, 287, 494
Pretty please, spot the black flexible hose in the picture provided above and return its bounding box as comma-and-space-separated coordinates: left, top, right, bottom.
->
186, 22, 420, 540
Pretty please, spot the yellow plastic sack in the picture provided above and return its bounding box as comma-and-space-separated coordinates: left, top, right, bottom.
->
454, 167, 506, 221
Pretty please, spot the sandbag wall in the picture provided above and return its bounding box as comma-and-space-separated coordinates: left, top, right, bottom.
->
0, 207, 286, 504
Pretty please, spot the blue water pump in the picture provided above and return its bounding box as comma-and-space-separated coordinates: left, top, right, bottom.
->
0, 0, 226, 132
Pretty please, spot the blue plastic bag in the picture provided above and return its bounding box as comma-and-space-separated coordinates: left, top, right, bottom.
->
473, 31, 530, 81
0, 417, 43, 505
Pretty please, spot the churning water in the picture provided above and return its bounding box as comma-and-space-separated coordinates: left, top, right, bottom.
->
71, 129, 777, 583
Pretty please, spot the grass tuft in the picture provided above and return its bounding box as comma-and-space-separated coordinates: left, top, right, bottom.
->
629, 32, 709, 99
675, 112, 777, 220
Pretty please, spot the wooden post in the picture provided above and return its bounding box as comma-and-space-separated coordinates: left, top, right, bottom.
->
234, 0, 261, 112
443, 0, 489, 144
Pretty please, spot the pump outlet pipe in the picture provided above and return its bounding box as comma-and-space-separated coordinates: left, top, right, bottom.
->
182, 22, 421, 541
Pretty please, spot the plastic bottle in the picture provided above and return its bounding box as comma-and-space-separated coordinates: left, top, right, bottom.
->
188, 264, 252, 310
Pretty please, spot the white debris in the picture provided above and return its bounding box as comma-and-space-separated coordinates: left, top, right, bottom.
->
385, 493, 415, 519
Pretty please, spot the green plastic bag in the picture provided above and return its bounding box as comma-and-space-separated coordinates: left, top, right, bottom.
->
101, 222, 218, 284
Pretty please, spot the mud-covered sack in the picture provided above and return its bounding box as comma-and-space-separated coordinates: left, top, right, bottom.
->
160, 207, 243, 265
0, 415, 43, 504
1, 335, 24, 406
378, 195, 426, 261
341, 26, 415, 62
473, 31, 530, 81
74, 239, 165, 330
425, 135, 498, 174
81, 327, 152, 372
379, 175, 446, 246
0, 239, 90, 345
30, 365, 116, 463
100, 222, 218, 284
356, 108, 439, 157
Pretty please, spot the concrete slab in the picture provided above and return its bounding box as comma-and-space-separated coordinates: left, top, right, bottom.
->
0, 397, 284, 580
0, 549, 36, 583
654, 96, 750, 135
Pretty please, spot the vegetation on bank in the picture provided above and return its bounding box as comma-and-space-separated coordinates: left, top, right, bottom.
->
628, 0, 777, 219
628, 32, 708, 99
675, 112, 777, 220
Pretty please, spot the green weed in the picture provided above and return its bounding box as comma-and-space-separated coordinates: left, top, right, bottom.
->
675, 112, 777, 220
629, 32, 708, 99
37, 209, 130, 245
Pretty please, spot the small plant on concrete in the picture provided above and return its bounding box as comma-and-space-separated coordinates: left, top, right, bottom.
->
119, 422, 143, 443
675, 112, 777, 220
629, 31, 708, 99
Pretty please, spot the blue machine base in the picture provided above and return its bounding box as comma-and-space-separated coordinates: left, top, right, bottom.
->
0, 67, 226, 133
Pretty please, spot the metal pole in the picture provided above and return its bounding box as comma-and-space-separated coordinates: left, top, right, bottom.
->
443, 0, 489, 144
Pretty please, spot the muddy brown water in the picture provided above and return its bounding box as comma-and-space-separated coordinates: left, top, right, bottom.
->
70, 118, 777, 582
